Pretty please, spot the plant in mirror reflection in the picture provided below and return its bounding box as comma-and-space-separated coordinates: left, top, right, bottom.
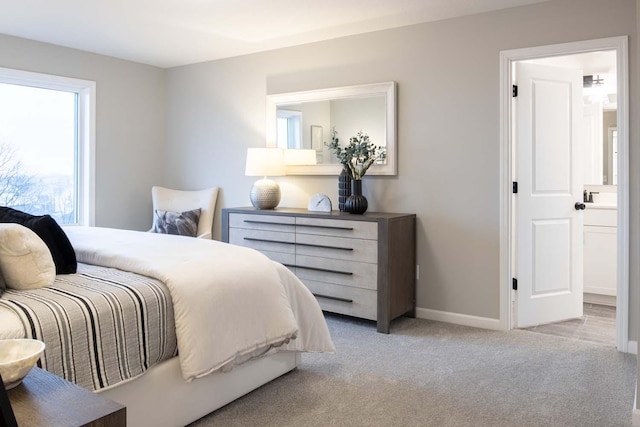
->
327, 128, 386, 180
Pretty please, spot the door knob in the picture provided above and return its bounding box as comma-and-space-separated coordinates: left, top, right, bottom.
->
575, 202, 586, 210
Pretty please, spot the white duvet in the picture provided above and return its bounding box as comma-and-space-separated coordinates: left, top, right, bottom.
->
62, 226, 335, 381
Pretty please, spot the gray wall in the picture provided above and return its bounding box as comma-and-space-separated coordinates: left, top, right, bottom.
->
636, 0, 640, 412
0, 34, 166, 231
166, 0, 639, 332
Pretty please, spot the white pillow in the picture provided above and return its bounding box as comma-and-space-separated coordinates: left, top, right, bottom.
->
0, 223, 56, 290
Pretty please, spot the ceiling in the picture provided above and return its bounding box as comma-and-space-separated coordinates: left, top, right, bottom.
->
0, 0, 550, 68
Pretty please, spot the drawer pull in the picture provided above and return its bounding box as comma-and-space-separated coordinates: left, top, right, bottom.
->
313, 293, 353, 303
295, 242, 353, 251
283, 264, 353, 276
243, 237, 294, 245
297, 224, 354, 231
244, 220, 292, 226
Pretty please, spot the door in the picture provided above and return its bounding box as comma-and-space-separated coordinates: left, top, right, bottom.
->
515, 62, 584, 327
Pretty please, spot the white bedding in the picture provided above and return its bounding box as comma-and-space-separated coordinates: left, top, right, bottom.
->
61, 226, 334, 381
0, 305, 23, 339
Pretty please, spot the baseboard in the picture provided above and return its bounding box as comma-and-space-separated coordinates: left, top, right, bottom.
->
628, 340, 637, 355
633, 382, 640, 426
416, 307, 502, 330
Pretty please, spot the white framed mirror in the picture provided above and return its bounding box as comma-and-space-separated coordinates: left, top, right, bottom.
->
266, 81, 396, 175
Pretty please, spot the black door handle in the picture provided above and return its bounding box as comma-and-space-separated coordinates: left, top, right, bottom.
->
575, 202, 586, 210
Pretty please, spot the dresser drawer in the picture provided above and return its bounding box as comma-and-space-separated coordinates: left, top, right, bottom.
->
257, 250, 296, 266
295, 255, 377, 290
229, 213, 295, 232
228, 228, 295, 254
295, 233, 377, 263
303, 280, 377, 320
296, 217, 377, 240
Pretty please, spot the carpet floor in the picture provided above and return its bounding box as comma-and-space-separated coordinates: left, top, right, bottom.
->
191, 315, 637, 427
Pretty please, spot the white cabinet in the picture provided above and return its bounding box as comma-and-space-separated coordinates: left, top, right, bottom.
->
584, 208, 616, 297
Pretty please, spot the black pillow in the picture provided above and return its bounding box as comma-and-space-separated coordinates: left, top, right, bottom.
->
0, 207, 77, 274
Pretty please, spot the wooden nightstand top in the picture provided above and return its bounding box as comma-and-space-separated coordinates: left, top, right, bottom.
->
7, 368, 126, 427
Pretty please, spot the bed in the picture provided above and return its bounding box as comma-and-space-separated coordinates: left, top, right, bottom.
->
0, 226, 335, 426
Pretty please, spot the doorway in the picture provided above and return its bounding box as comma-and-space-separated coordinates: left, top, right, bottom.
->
499, 37, 630, 352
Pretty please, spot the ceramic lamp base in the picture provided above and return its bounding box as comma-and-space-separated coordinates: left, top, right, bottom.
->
250, 178, 281, 209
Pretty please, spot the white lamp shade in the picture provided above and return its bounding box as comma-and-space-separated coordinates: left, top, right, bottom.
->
245, 148, 286, 177
284, 149, 318, 166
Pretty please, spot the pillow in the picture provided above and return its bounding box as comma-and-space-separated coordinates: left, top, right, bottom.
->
0, 207, 77, 274
0, 271, 5, 296
0, 223, 56, 290
152, 208, 201, 237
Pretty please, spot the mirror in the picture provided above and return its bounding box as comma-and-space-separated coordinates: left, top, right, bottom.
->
583, 104, 618, 186
603, 116, 617, 185
266, 82, 396, 175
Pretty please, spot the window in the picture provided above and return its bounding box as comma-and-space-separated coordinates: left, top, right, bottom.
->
0, 68, 95, 225
276, 109, 302, 149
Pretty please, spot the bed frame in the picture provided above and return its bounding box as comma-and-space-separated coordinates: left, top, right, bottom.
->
98, 351, 300, 427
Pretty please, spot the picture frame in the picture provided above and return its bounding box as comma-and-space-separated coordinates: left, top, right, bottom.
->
0, 375, 17, 427
310, 125, 323, 151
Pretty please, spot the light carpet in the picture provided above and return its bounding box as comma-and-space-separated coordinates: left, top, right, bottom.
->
190, 315, 637, 427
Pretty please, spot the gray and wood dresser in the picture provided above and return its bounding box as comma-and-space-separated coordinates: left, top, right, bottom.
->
222, 207, 416, 333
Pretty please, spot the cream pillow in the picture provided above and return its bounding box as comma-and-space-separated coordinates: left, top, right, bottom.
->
0, 223, 56, 290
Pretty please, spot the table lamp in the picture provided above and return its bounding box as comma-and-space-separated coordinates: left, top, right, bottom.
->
245, 148, 286, 209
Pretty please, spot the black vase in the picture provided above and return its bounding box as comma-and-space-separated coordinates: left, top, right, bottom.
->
338, 167, 352, 212
344, 180, 368, 214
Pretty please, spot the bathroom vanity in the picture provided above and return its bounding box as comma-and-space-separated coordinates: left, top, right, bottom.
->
583, 202, 617, 305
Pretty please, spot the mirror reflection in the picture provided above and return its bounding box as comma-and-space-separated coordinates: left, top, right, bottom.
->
604, 119, 617, 186
276, 95, 386, 165
266, 82, 396, 175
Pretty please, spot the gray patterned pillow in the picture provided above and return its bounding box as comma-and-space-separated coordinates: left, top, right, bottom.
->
152, 208, 201, 237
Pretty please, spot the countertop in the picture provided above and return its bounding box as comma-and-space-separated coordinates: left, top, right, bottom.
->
585, 203, 617, 210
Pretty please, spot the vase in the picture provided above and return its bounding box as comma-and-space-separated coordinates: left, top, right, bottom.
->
338, 167, 352, 212
344, 179, 368, 214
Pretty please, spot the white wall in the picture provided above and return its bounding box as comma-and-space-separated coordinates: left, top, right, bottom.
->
166, 0, 639, 332
0, 34, 166, 231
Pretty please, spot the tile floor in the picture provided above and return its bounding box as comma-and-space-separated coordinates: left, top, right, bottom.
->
522, 303, 616, 346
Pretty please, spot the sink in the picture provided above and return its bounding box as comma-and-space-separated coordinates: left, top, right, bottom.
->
585, 191, 616, 209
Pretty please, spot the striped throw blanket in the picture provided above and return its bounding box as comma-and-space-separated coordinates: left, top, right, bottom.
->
0, 263, 178, 391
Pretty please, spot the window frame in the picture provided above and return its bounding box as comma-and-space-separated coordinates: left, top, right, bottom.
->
0, 67, 96, 226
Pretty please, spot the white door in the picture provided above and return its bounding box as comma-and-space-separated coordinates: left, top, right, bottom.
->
515, 62, 584, 328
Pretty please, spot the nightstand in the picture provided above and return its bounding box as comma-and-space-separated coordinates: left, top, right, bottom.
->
7, 367, 126, 427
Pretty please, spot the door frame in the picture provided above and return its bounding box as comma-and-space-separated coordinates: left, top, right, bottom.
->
499, 36, 630, 351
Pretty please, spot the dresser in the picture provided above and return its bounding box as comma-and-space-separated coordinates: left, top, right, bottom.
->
222, 207, 416, 333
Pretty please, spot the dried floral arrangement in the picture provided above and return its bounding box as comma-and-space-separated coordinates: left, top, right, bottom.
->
326, 128, 386, 180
